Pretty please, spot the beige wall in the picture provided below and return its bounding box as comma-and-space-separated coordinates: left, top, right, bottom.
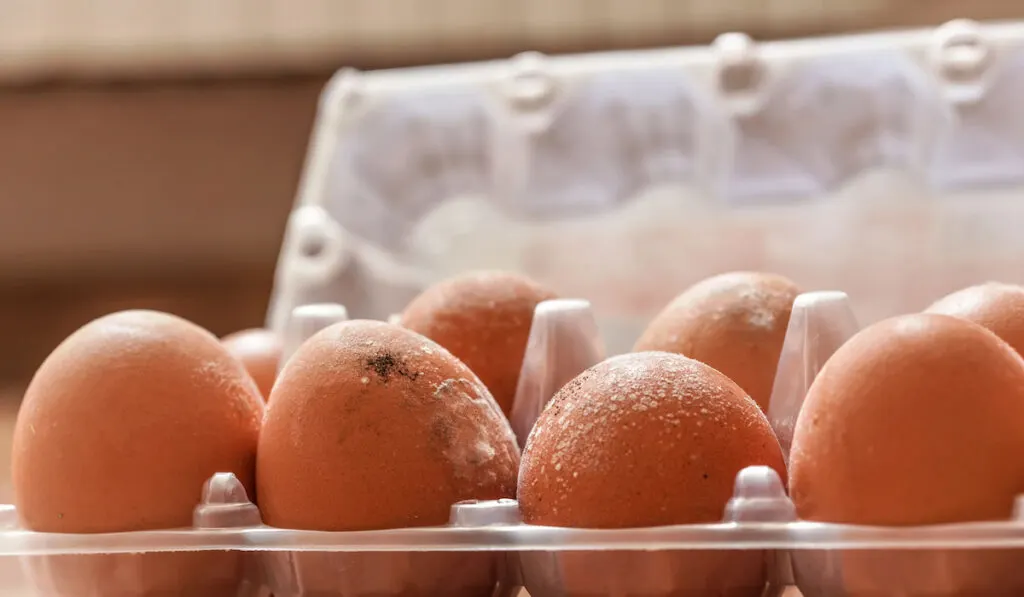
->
1, 0, 1021, 81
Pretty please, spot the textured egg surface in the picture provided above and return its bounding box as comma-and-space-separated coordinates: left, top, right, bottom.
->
258, 319, 520, 531
400, 270, 558, 416
519, 351, 786, 529
634, 271, 801, 413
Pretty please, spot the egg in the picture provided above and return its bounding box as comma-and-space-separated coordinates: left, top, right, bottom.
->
221, 327, 283, 400
14, 310, 263, 532
925, 282, 1024, 357
518, 351, 786, 528
399, 271, 558, 417
257, 319, 520, 531
12, 310, 264, 597
789, 313, 1024, 525
633, 272, 801, 413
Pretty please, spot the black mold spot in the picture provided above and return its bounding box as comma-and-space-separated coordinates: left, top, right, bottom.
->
702, 473, 709, 480
365, 351, 421, 382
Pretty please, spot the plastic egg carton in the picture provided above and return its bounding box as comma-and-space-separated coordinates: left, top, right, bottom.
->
7, 293, 1024, 597
13, 19, 1024, 597
268, 18, 1024, 355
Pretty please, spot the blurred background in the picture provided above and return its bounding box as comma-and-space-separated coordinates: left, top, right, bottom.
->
0, 1, 1022, 493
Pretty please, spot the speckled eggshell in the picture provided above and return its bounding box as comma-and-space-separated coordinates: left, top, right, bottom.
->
518, 351, 786, 529
925, 282, 1024, 358
222, 328, 282, 400
399, 271, 558, 417
257, 319, 520, 531
633, 272, 801, 414
13, 310, 264, 533
789, 313, 1024, 525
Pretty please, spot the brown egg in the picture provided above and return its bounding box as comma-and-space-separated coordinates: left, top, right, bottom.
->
13, 310, 264, 533
789, 313, 1024, 525
12, 310, 264, 597
399, 271, 558, 417
257, 319, 520, 531
925, 282, 1024, 357
518, 351, 786, 529
633, 272, 801, 413
221, 328, 282, 400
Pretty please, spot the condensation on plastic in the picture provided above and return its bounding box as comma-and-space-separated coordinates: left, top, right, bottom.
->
266, 20, 1024, 358
8, 292, 1024, 597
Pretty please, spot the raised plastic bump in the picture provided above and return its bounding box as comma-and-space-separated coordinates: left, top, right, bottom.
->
287, 205, 349, 278
767, 291, 860, 463
723, 466, 796, 523
192, 473, 262, 529
449, 499, 522, 527
713, 32, 764, 117
509, 299, 605, 447
279, 302, 350, 370
0, 504, 17, 530
932, 19, 990, 90
507, 51, 555, 109
320, 67, 364, 115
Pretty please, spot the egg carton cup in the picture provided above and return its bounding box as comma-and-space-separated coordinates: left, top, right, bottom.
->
268, 19, 1024, 357
9, 293, 1024, 597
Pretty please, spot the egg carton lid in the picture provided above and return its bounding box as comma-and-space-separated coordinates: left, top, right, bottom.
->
266, 19, 1024, 355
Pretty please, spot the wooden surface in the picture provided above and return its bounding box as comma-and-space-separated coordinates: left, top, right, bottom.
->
0, 76, 323, 279
0, 397, 16, 506
0, 268, 275, 385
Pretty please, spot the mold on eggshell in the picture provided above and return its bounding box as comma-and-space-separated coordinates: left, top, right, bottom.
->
634, 272, 802, 414
257, 319, 520, 532
222, 327, 283, 401
925, 282, 1024, 358
257, 319, 521, 597
400, 270, 559, 417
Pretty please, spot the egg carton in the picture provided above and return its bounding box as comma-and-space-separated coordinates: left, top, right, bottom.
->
6, 293, 1024, 597
268, 19, 1024, 355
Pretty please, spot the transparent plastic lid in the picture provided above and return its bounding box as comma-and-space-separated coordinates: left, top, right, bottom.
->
269, 19, 1024, 354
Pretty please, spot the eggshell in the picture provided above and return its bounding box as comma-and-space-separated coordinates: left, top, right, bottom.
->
222, 327, 283, 400
13, 310, 264, 533
12, 310, 264, 597
257, 319, 520, 531
925, 282, 1024, 357
789, 313, 1024, 525
399, 271, 558, 417
518, 351, 786, 528
633, 272, 801, 413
